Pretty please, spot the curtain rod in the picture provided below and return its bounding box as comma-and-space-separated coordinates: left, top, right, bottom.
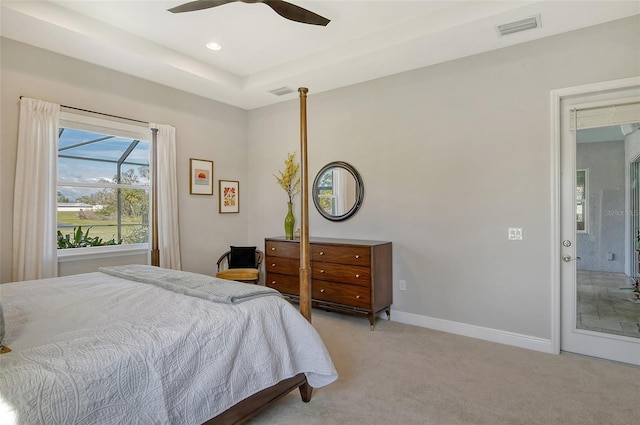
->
19, 96, 149, 125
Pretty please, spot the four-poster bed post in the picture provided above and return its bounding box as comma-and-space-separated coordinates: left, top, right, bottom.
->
298, 87, 312, 322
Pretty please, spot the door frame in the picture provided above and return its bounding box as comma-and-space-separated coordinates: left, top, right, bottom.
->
550, 76, 640, 355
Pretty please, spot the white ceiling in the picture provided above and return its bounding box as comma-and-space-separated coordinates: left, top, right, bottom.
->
1, 1, 638, 110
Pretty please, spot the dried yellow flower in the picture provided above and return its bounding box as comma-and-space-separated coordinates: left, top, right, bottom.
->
274, 152, 300, 203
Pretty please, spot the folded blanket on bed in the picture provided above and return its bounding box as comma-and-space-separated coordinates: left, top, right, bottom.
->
99, 264, 282, 304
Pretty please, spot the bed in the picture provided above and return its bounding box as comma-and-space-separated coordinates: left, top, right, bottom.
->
2, 89, 322, 424
0, 266, 338, 424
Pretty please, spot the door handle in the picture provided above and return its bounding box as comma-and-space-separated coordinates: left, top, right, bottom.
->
562, 255, 581, 262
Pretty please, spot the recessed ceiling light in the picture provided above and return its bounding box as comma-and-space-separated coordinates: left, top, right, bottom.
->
206, 42, 222, 51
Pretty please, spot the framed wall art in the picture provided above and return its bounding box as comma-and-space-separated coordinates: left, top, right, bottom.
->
189, 158, 213, 195
219, 180, 239, 213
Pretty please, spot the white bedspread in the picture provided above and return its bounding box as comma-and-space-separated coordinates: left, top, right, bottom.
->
0, 271, 338, 425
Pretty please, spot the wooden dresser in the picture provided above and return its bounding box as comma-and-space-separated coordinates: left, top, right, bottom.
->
265, 236, 392, 330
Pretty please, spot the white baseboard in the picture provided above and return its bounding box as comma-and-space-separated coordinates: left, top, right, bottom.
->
383, 310, 553, 354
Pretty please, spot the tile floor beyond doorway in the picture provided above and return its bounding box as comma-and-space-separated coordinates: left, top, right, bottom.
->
577, 270, 640, 338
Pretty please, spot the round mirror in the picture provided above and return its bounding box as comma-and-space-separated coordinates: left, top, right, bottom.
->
312, 161, 364, 222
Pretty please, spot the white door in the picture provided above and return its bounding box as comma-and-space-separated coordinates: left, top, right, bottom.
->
559, 85, 640, 365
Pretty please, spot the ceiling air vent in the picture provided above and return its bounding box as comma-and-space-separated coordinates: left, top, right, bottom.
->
496, 15, 541, 37
269, 86, 295, 96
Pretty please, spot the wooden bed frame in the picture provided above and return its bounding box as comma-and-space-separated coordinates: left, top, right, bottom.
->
204, 374, 312, 425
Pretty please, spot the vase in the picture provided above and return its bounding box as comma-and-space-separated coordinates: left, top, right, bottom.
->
284, 202, 295, 240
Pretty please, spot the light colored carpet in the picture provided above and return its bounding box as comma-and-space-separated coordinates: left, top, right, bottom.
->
248, 309, 639, 425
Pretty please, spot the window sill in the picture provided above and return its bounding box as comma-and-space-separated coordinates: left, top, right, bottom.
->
57, 243, 148, 263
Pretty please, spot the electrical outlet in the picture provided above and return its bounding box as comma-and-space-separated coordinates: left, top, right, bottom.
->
508, 227, 523, 240
399, 280, 407, 291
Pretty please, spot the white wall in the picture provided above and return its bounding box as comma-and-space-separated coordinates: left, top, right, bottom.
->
247, 16, 640, 342
0, 38, 249, 281
58, 252, 150, 277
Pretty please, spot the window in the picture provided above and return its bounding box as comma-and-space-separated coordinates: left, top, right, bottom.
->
316, 169, 337, 215
57, 112, 151, 250
576, 169, 588, 233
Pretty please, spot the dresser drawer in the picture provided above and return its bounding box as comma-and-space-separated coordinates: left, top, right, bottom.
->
265, 257, 299, 276
266, 240, 300, 259
313, 280, 370, 309
265, 273, 300, 296
311, 244, 370, 266
311, 262, 370, 287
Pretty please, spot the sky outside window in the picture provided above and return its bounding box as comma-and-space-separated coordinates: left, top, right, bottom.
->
58, 128, 149, 201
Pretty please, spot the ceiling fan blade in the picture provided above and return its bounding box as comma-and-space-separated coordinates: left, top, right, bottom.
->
263, 0, 330, 26
168, 0, 237, 14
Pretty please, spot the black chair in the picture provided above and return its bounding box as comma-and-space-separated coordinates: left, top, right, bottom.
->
216, 246, 264, 284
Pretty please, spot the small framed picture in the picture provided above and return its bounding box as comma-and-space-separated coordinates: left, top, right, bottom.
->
219, 180, 239, 213
189, 158, 213, 195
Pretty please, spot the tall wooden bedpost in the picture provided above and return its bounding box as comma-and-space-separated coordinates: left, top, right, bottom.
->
298, 87, 311, 323
150, 128, 160, 267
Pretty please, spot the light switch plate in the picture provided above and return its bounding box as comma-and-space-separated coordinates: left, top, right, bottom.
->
508, 227, 523, 240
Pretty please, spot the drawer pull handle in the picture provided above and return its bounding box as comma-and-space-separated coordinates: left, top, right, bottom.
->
319, 251, 324, 255
356, 295, 361, 299
271, 281, 276, 284
271, 263, 276, 267
355, 255, 360, 259
271, 247, 275, 251
320, 269, 325, 273
355, 274, 360, 278
320, 289, 325, 293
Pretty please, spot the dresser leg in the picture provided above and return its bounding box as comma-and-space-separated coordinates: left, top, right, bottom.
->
386, 309, 391, 321
368, 313, 375, 331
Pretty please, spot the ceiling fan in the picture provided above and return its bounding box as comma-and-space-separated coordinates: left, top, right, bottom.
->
168, 0, 331, 26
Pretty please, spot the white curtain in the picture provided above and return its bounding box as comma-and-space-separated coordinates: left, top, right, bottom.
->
12, 98, 60, 281
333, 168, 348, 215
150, 123, 182, 270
